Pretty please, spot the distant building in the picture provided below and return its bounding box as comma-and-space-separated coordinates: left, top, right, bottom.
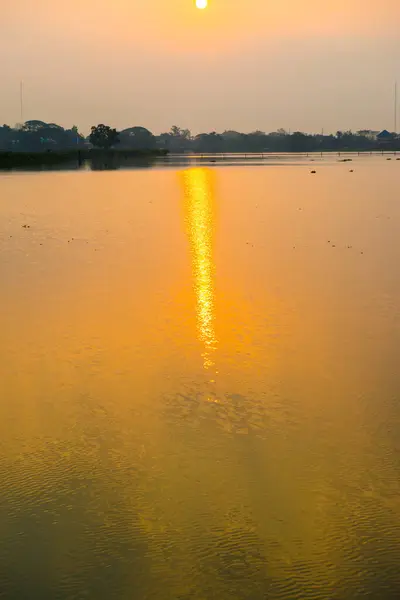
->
358, 130, 380, 140
377, 130, 393, 141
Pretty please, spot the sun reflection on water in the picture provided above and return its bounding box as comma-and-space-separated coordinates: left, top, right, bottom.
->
182, 168, 217, 370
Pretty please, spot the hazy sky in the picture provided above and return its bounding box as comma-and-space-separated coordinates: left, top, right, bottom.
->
2, 0, 400, 133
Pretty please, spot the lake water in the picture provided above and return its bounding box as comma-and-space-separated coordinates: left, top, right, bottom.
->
1, 157, 400, 599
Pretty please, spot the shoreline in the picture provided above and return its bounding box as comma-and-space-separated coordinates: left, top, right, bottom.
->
0, 148, 169, 169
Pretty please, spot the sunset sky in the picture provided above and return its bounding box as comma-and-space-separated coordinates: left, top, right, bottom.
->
1, 0, 399, 133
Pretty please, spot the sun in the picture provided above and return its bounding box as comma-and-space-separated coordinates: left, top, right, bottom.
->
196, 0, 208, 9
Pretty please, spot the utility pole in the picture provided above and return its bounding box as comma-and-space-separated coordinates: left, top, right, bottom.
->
395, 81, 398, 134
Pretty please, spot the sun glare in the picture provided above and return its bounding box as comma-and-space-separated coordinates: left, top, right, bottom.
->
196, 0, 208, 9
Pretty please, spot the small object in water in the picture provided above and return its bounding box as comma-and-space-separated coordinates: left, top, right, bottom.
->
361, 251, 364, 254
22, 224, 30, 229
332, 244, 336, 248
311, 170, 316, 174
349, 169, 354, 172
387, 158, 392, 161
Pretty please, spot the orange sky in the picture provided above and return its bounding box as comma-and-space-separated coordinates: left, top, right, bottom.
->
1, 0, 400, 132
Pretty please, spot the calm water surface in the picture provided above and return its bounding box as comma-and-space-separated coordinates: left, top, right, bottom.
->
1, 159, 400, 599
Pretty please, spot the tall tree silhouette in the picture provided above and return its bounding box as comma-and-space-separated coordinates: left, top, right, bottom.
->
89, 124, 120, 149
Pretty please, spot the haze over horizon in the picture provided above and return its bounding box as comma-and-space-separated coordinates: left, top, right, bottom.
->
2, 0, 399, 134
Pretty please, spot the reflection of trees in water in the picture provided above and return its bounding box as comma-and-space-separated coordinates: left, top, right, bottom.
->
163, 387, 279, 436
3, 408, 397, 599
187, 527, 269, 599
90, 155, 160, 171
0, 440, 285, 599
0, 452, 152, 598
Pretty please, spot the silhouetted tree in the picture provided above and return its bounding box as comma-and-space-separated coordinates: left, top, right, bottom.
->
163, 126, 192, 151
193, 132, 224, 153
119, 126, 156, 150
0, 125, 14, 150
22, 120, 48, 132
157, 132, 172, 150
289, 132, 314, 152
89, 124, 119, 149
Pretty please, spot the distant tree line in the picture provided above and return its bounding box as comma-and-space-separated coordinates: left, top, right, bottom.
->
1, 121, 399, 153
160, 127, 400, 153
0, 121, 84, 152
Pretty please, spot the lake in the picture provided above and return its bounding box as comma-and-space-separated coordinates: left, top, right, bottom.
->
1, 157, 400, 599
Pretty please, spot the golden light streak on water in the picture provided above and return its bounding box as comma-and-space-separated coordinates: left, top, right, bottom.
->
182, 168, 217, 370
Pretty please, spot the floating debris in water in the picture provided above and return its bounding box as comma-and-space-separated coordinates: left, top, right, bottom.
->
22, 224, 30, 229
311, 170, 316, 174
